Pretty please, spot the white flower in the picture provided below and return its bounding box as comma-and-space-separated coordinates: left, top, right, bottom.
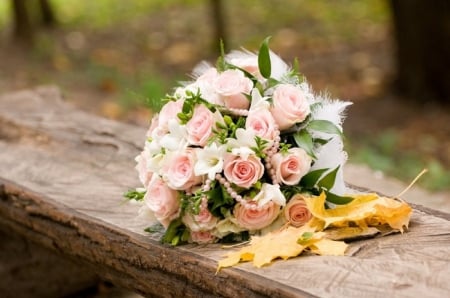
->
252, 183, 286, 207
249, 89, 270, 111
146, 152, 165, 175
226, 128, 257, 159
173, 84, 200, 101
159, 119, 188, 151
194, 143, 226, 180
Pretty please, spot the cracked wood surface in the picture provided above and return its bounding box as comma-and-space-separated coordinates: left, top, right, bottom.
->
0, 86, 449, 298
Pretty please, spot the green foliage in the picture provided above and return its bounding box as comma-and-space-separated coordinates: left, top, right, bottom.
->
258, 36, 272, 79
297, 231, 314, 244
324, 191, 354, 205
161, 218, 189, 246
307, 120, 343, 137
293, 130, 315, 158
208, 184, 235, 218
348, 130, 450, 191
123, 189, 145, 201
318, 166, 340, 190
300, 168, 329, 189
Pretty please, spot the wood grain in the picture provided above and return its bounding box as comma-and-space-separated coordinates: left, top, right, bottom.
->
0, 86, 449, 298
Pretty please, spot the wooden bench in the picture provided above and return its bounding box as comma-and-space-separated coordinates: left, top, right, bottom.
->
1, 86, 449, 298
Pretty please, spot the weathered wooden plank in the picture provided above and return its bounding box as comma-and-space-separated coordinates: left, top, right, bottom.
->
0, 87, 449, 298
0, 226, 99, 298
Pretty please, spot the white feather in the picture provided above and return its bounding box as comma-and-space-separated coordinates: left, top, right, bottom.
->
309, 97, 352, 195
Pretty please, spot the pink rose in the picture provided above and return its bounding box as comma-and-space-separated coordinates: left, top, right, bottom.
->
135, 149, 153, 188
223, 154, 264, 189
271, 148, 312, 185
145, 176, 180, 228
270, 84, 310, 130
246, 108, 277, 142
164, 149, 201, 191
186, 105, 221, 146
284, 194, 312, 227
182, 204, 218, 232
234, 201, 281, 230
225, 51, 262, 79
158, 99, 184, 130
213, 69, 253, 110
190, 230, 216, 244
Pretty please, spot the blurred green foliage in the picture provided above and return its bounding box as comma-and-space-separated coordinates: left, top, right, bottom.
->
348, 130, 450, 191
1, 0, 447, 192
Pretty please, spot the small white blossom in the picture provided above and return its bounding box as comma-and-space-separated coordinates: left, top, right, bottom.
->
252, 183, 286, 207
249, 89, 270, 111
159, 119, 188, 151
194, 143, 226, 180
226, 128, 257, 159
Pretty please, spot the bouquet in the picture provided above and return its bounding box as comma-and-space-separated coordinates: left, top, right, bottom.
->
126, 38, 412, 265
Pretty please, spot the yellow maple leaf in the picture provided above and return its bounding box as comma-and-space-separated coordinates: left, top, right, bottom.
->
303, 192, 412, 232
217, 192, 411, 270
218, 225, 316, 270
310, 238, 348, 256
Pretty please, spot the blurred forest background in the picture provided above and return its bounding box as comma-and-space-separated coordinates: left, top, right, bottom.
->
0, 0, 449, 192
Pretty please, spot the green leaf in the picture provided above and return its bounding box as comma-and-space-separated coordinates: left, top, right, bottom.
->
317, 166, 340, 190
293, 130, 316, 158
307, 120, 343, 137
208, 185, 234, 218
300, 168, 329, 189
324, 191, 354, 205
123, 189, 145, 201
162, 219, 185, 246
293, 57, 300, 74
144, 223, 164, 234
216, 39, 227, 71
258, 36, 272, 79
297, 231, 315, 245
314, 137, 331, 146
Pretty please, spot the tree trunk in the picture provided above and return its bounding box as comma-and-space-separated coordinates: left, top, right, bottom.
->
39, 0, 57, 27
11, 0, 33, 44
209, 0, 228, 54
390, 0, 450, 105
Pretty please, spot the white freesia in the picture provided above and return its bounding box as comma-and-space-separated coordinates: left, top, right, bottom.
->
226, 128, 257, 159
230, 147, 255, 160
145, 139, 162, 156
146, 152, 165, 175
173, 84, 200, 101
194, 142, 226, 180
159, 119, 188, 151
249, 89, 270, 111
252, 183, 286, 207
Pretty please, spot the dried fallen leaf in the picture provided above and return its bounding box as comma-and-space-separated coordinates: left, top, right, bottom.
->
218, 192, 412, 270
310, 238, 348, 256
218, 225, 316, 270
303, 192, 412, 232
